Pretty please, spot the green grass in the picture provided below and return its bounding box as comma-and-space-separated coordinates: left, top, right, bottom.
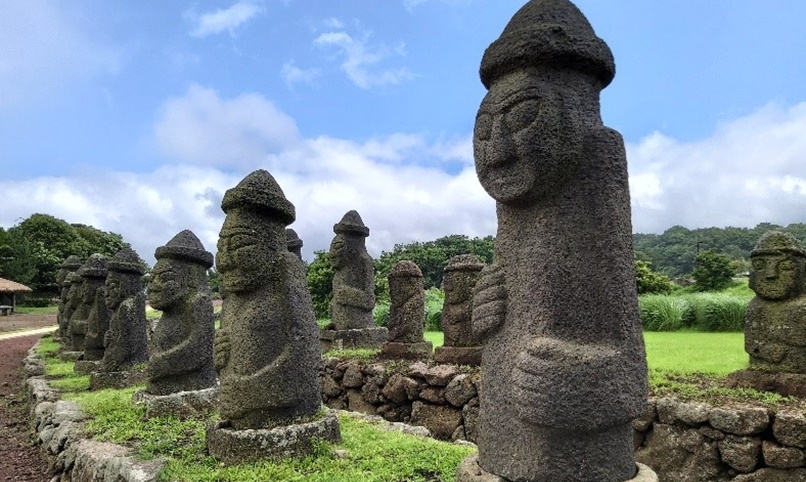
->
424, 331, 443, 349
644, 331, 747, 375
15, 305, 59, 315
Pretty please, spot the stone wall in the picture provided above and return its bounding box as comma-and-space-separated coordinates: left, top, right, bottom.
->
321, 357, 806, 482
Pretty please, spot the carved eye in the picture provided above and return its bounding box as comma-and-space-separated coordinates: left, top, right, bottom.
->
475, 113, 492, 141
779, 259, 796, 271
504, 99, 539, 132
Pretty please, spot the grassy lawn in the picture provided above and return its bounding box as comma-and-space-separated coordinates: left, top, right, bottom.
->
14, 305, 59, 315
644, 331, 746, 375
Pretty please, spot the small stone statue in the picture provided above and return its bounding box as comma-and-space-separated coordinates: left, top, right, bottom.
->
745, 231, 806, 373
56, 255, 82, 340
286, 228, 303, 260
146, 230, 216, 395
80, 254, 111, 361
208, 169, 339, 464
100, 247, 149, 374
433, 254, 484, 365
381, 261, 432, 359
64, 272, 85, 352
457, 1, 652, 481
330, 210, 375, 329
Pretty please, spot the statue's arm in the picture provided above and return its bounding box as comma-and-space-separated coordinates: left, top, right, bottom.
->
332, 285, 375, 310
151, 295, 213, 374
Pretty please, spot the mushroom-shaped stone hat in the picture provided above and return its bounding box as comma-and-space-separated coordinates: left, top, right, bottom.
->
333, 210, 370, 237
155, 230, 214, 268
79, 254, 108, 279
221, 169, 295, 225
108, 247, 146, 275
751, 231, 806, 258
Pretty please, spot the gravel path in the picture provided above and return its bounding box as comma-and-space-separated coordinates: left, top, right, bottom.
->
0, 314, 57, 482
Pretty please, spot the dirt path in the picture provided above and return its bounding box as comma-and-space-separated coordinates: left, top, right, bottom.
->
0, 313, 57, 481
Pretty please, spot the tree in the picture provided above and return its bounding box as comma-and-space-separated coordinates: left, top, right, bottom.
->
635, 260, 674, 295
306, 250, 334, 320
0, 228, 37, 285
691, 250, 734, 291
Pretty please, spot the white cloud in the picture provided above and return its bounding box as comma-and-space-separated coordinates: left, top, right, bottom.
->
0, 1, 120, 109
627, 100, 806, 233
281, 61, 321, 87
314, 29, 415, 89
187, 1, 264, 38
153, 84, 301, 168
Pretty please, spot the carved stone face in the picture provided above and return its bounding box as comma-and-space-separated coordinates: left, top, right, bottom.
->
329, 234, 352, 270
81, 280, 97, 304
147, 259, 186, 310
216, 210, 277, 294
474, 71, 578, 205
750, 254, 805, 301
104, 273, 124, 309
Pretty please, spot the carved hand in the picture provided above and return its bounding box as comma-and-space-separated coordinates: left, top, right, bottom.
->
472, 263, 507, 340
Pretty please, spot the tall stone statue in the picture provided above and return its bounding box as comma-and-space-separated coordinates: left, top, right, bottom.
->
69, 255, 107, 354
100, 248, 149, 374
146, 230, 216, 395
746, 231, 806, 372
380, 261, 432, 359
208, 169, 338, 464
56, 255, 82, 341
63, 272, 85, 353
320, 210, 387, 350
458, 1, 652, 481
80, 254, 110, 361
286, 228, 303, 260
433, 254, 484, 366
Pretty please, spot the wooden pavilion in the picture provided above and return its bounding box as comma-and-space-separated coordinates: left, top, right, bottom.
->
0, 277, 33, 315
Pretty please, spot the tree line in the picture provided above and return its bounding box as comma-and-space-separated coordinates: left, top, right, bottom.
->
0, 213, 129, 295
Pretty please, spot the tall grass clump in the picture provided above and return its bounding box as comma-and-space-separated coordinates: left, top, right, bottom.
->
687, 293, 747, 332
639, 295, 691, 331
424, 288, 444, 332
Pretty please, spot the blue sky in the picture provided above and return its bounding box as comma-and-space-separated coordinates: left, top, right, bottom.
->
2, 0, 806, 263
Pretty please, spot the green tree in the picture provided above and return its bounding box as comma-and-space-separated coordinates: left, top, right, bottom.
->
306, 250, 334, 320
0, 228, 37, 285
691, 250, 734, 291
635, 259, 674, 295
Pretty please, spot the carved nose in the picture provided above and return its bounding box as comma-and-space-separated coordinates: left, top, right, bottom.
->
765, 265, 778, 278
484, 117, 515, 166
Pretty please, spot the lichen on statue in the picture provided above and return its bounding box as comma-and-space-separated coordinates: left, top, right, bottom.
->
101, 248, 148, 373
213, 169, 321, 430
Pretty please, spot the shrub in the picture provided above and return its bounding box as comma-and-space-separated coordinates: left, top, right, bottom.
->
635, 260, 674, 295
639, 295, 690, 331
692, 250, 734, 292
373, 301, 390, 327
424, 288, 444, 332
687, 293, 747, 332
21, 297, 53, 307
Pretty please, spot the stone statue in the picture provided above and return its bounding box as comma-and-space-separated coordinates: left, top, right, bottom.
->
286, 228, 303, 260
458, 1, 652, 481
433, 254, 484, 365
320, 210, 387, 350
380, 261, 432, 359
213, 170, 322, 428
64, 272, 85, 352
745, 231, 806, 373
80, 254, 110, 361
329, 210, 375, 329
56, 255, 82, 340
100, 247, 149, 374
146, 230, 216, 395
208, 169, 339, 464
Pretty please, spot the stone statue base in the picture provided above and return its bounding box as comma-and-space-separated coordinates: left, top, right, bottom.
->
89, 368, 147, 391
320, 327, 388, 352
206, 409, 341, 465
74, 360, 101, 375
433, 346, 483, 366
381, 341, 433, 360
133, 387, 218, 420
58, 351, 84, 362
726, 369, 806, 397
456, 454, 657, 482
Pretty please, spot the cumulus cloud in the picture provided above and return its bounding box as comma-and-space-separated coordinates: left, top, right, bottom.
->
153, 84, 301, 168
186, 1, 264, 38
0, 1, 120, 109
627, 100, 806, 233
281, 61, 321, 87
314, 29, 414, 89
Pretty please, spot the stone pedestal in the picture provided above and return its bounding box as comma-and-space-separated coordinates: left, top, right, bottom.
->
133, 387, 218, 420
457, 454, 658, 482
320, 327, 387, 352
73, 360, 101, 375
206, 410, 341, 465
89, 368, 147, 391
381, 341, 433, 360
726, 369, 806, 397
433, 346, 483, 366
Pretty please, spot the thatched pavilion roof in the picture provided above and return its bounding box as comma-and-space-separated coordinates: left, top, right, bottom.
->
0, 277, 33, 293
